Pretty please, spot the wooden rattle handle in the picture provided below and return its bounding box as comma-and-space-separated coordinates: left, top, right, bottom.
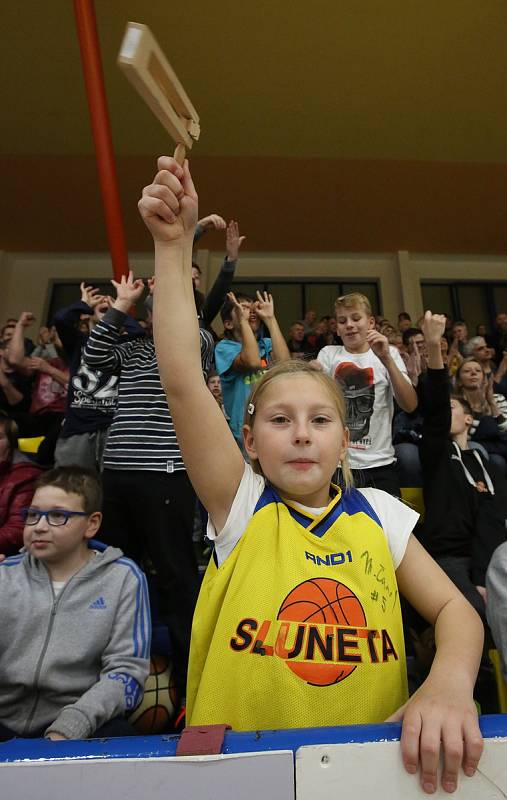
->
174, 143, 186, 165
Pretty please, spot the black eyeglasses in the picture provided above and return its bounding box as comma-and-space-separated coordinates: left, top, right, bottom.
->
21, 508, 88, 527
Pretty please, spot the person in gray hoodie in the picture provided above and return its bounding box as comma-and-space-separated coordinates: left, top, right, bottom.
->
486, 542, 507, 680
0, 466, 150, 741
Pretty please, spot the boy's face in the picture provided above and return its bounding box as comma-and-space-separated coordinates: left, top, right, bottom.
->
496, 313, 507, 331
290, 323, 305, 342
207, 375, 222, 398
335, 305, 374, 352
92, 298, 111, 325
233, 299, 260, 333
409, 332, 426, 356
450, 398, 473, 436
452, 324, 467, 341
472, 340, 489, 362
23, 487, 101, 568
191, 265, 201, 289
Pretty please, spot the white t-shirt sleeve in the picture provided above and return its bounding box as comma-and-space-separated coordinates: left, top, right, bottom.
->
317, 346, 336, 374
389, 345, 411, 384
206, 463, 266, 566
358, 488, 419, 569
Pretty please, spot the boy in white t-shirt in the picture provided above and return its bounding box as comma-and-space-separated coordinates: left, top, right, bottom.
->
318, 293, 418, 496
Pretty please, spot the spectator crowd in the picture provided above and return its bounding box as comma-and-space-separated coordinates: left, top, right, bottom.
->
1, 192, 507, 797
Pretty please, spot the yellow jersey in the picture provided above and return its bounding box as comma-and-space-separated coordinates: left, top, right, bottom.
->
187, 483, 408, 731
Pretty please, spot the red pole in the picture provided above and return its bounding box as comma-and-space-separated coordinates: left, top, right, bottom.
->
73, 0, 129, 282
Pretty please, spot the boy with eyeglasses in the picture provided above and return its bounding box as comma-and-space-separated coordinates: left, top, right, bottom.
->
0, 466, 150, 741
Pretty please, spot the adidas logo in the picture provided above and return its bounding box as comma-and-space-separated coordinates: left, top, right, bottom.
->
89, 596, 107, 610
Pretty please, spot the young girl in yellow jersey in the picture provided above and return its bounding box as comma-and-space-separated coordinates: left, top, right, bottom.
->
139, 156, 484, 796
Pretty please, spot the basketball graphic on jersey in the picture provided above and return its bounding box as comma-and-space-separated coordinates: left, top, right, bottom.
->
333, 362, 374, 442
277, 578, 367, 686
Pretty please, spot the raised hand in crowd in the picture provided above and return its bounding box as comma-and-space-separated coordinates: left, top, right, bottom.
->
111, 270, 145, 313
25, 356, 69, 389
147, 276, 155, 295
38, 326, 51, 345
494, 349, 507, 383
226, 291, 250, 327
197, 213, 226, 232
253, 291, 290, 361
18, 311, 35, 329
421, 311, 446, 369
80, 282, 105, 309
253, 290, 274, 323
225, 220, 246, 262
26, 356, 52, 373
365, 327, 417, 413
421, 310, 446, 346
366, 329, 390, 361
5, 313, 36, 370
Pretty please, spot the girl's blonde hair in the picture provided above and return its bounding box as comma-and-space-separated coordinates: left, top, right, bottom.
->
243, 360, 354, 490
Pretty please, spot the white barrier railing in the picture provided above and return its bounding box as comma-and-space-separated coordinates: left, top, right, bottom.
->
1, 715, 506, 799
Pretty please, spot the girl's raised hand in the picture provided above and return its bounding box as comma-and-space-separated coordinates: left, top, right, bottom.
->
138, 157, 198, 244
254, 291, 274, 321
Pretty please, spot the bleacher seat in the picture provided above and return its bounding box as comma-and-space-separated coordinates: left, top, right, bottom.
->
489, 649, 507, 713
18, 436, 44, 454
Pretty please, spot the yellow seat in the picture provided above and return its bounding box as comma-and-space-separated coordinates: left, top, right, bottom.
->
489, 649, 507, 713
400, 487, 425, 521
18, 436, 44, 454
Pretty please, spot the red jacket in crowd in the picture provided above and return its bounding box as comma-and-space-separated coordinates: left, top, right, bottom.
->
0, 453, 44, 556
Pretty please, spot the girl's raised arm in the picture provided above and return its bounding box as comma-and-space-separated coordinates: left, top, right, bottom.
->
139, 157, 245, 531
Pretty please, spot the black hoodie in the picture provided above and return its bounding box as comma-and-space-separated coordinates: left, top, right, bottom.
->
420, 368, 507, 586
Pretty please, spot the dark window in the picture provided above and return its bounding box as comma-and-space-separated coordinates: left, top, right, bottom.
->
421, 281, 507, 335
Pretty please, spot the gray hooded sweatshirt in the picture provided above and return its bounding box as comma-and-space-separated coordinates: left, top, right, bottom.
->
0, 542, 150, 739
487, 541, 507, 681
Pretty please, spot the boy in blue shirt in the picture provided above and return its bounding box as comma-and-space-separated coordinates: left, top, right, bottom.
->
215, 291, 289, 448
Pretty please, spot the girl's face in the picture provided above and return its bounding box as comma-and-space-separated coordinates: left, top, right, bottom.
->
244, 375, 348, 508
459, 361, 483, 390
335, 306, 374, 353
